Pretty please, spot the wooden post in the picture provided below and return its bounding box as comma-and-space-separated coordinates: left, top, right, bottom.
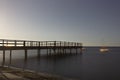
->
30, 41, 32, 46
2, 50, 5, 66
6, 41, 8, 46
54, 41, 56, 55
54, 41, 56, 47
24, 49, 27, 60
64, 48, 66, 54
37, 49, 40, 58
80, 43, 83, 54
46, 41, 47, 47
36, 42, 37, 46
58, 48, 60, 54
60, 42, 61, 54
2, 40, 4, 46
10, 50, 12, 65
76, 48, 78, 54
53, 49, 56, 55
39, 42, 40, 47
49, 48, 52, 56
47, 48, 49, 55
23, 41, 26, 47
70, 48, 72, 54
15, 40, 17, 46
62, 49, 64, 54
41, 42, 42, 46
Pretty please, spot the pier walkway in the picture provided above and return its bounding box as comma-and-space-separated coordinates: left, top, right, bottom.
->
0, 39, 83, 66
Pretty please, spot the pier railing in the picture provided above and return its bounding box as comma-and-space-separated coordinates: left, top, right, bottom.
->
0, 39, 82, 47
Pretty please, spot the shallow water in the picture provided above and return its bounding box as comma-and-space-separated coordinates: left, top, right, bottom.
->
0, 47, 120, 80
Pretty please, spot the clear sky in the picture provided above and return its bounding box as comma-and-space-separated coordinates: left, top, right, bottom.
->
0, 0, 120, 46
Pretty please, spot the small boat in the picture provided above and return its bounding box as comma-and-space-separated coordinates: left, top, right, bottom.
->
82, 48, 86, 50
100, 47, 109, 52
99, 39, 109, 52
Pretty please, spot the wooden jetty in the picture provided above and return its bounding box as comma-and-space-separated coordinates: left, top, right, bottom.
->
0, 39, 83, 66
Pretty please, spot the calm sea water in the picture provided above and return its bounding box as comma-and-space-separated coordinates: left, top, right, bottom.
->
0, 47, 120, 80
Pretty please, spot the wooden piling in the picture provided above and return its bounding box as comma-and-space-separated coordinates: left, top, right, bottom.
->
76, 48, 78, 54
37, 49, 40, 58
2, 50, 5, 66
10, 50, 12, 65
49, 48, 52, 56
47, 48, 49, 55
70, 48, 72, 54
24, 49, 27, 60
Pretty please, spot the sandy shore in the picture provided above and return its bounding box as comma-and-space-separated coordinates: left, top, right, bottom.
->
0, 66, 76, 80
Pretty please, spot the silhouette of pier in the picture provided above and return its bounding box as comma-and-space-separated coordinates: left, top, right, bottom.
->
0, 39, 83, 66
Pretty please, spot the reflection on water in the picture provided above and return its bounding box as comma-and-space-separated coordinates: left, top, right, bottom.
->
0, 47, 120, 80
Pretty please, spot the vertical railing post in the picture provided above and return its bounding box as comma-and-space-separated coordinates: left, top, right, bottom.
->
35, 42, 37, 46
59, 41, 61, 53
30, 41, 32, 46
15, 40, 17, 47
33, 41, 34, 46
68, 42, 70, 47
60, 41, 61, 47
39, 42, 40, 47
64, 41, 66, 46
78, 43, 79, 46
28, 41, 30, 46
53, 41, 56, 54
54, 41, 56, 47
23, 41, 26, 47
74, 42, 76, 47
46, 41, 47, 47
76, 43, 78, 47
50, 42, 51, 46
2, 40, 4, 46
40, 42, 42, 46
6, 40, 8, 46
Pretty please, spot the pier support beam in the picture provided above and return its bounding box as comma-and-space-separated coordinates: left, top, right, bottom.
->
53, 49, 56, 55
10, 50, 12, 65
64, 49, 66, 54
47, 48, 49, 55
62, 49, 64, 54
24, 49, 27, 60
2, 50, 5, 66
70, 48, 72, 54
37, 49, 41, 58
49, 48, 52, 56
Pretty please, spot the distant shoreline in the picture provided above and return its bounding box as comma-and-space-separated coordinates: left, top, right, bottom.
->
83, 46, 120, 47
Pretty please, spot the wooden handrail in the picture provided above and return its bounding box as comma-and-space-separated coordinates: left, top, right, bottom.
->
0, 39, 82, 47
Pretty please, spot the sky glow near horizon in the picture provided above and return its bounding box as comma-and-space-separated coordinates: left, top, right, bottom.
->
0, 0, 120, 46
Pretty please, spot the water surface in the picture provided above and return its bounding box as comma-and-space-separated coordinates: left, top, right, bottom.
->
0, 47, 120, 80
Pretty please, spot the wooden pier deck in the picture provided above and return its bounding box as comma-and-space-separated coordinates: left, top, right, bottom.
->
0, 39, 83, 66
